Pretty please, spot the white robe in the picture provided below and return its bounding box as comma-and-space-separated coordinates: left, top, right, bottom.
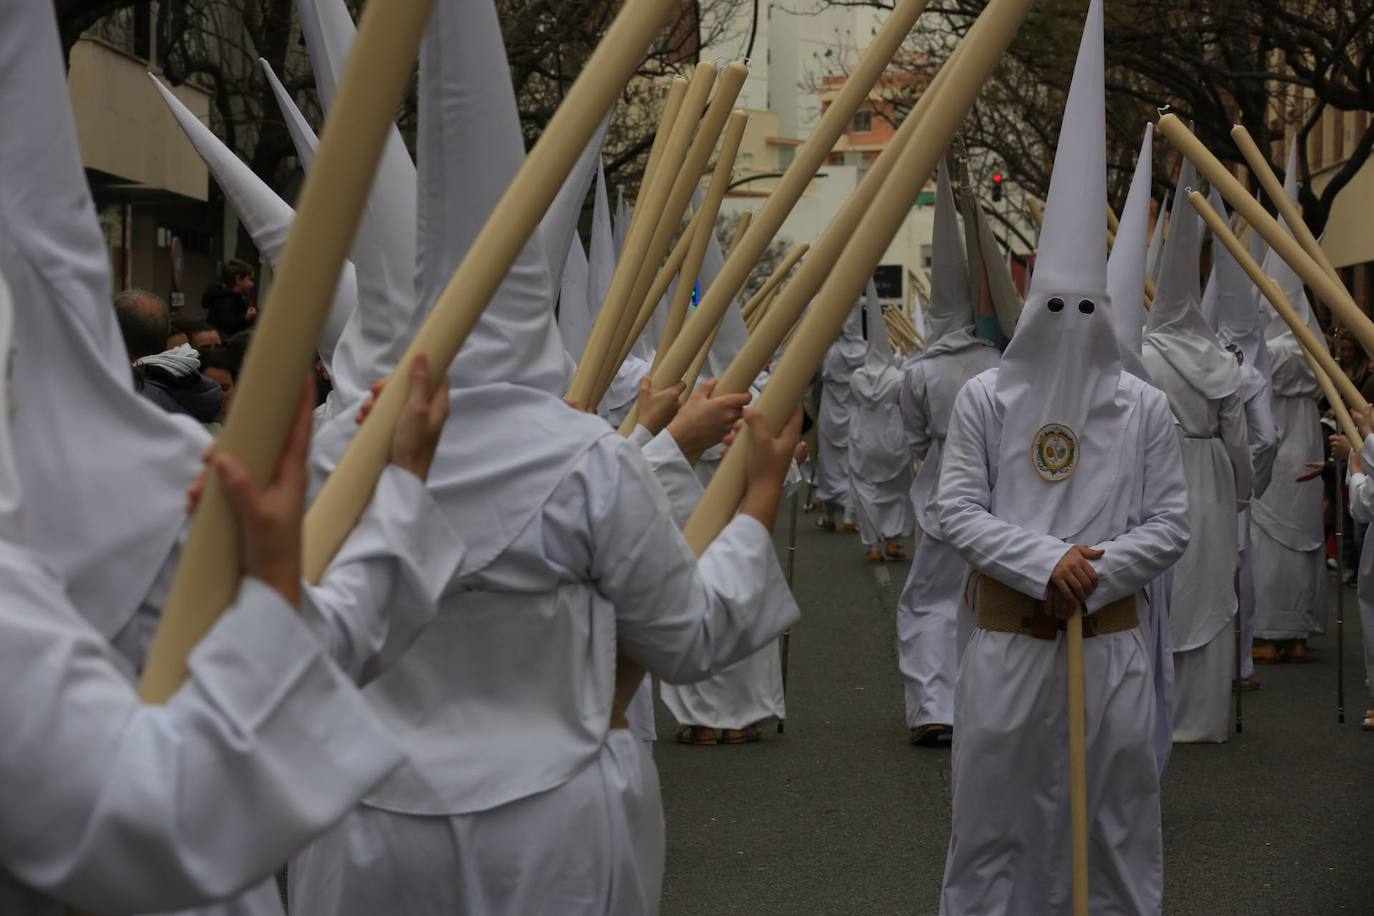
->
0, 553, 403, 916
1347, 434, 1374, 704
936, 369, 1189, 916
815, 346, 860, 508
1140, 345, 1249, 744
291, 433, 798, 916
659, 445, 786, 733
847, 383, 914, 546
1251, 337, 1327, 640
895, 341, 1000, 728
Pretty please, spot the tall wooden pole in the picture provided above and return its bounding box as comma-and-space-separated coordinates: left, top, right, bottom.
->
632, 0, 935, 400
741, 243, 809, 322
590, 63, 750, 404
680, 0, 1032, 553
139, 0, 437, 701
1067, 608, 1089, 916
302, 0, 685, 583
568, 69, 710, 406
1158, 115, 1374, 359
1189, 191, 1368, 417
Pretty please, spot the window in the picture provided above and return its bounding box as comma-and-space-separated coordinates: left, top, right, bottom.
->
853, 110, 872, 133
920, 244, 933, 270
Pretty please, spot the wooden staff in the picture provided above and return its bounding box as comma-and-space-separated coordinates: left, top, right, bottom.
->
741, 244, 810, 322
645, 109, 748, 369
302, 0, 684, 583
628, 0, 935, 408
728, 210, 753, 256
703, 17, 975, 402
596, 112, 748, 407
1026, 195, 1045, 228
744, 283, 782, 334
656, 109, 752, 361
885, 308, 917, 350
1189, 190, 1368, 416
679, 0, 1033, 553
138, 0, 436, 701
1105, 202, 1120, 236
625, 81, 688, 243
1158, 115, 1374, 359
1067, 608, 1089, 916
1231, 125, 1345, 290
613, 206, 704, 371
592, 63, 749, 403
568, 71, 705, 407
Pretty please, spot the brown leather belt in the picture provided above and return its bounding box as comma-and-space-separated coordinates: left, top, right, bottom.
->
974, 575, 1138, 640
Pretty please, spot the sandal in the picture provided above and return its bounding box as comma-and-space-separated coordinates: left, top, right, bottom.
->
674, 725, 719, 746
1285, 640, 1309, 662
719, 725, 762, 745
1362, 716, 1374, 732
884, 542, 907, 560
865, 549, 883, 563
910, 723, 953, 747
841, 521, 860, 534
1252, 641, 1280, 664
816, 518, 837, 531
1232, 678, 1261, 692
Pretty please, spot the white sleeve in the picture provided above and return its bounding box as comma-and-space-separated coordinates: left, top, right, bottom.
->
638, 428, 703, 527
1348, 434, 1374, 523
626, 423, 655, 449
936, 380, 1069, 600
583, 440, 798, 685
1083, 391, 1191, 611
1220, 391, 1253, 510
900, 365, 934, 461
1245, 386, 1279, 501
0, 572, 401, 913
301, 465, 465, 682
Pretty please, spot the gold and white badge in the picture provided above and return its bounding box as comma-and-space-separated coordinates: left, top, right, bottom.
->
1032, 422, 1078, 482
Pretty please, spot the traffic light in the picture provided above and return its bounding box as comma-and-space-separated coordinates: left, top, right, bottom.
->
992, 172, 1004, 202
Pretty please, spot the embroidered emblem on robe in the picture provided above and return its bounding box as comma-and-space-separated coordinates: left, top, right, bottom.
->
1032, 422, 1078, 482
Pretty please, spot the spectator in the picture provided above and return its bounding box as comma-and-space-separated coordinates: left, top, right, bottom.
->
113, 289, 222, 425
199, 346, 238, 422
201, 258, 257, 335
181, 319, 222, 353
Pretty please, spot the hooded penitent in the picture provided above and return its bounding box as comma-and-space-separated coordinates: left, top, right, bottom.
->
0, 0, 207, 638
924, 157, 985, 359
850, 279, 902, 405
591, 157, 654, 415
151, 74, 358, 369
1143, 161, 1240, 401
1208, 190, 1273, 383
1106, 123, 1154, 384
993, 0, 1125, 541
261, 58, 320, 170
848, 280, 909, 483
313, 0, 597, 586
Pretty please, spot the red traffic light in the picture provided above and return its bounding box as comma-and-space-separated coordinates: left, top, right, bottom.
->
992, 172, 1004, 185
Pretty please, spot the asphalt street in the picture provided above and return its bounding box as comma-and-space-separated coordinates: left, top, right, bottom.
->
653, 507, 1374, 915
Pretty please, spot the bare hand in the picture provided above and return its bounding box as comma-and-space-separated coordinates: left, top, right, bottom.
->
739, 406, 804, 531
635, 375, 686, 435
1354, 403, 1374, 439
667, 379, 751, 462
1295, 460, 1328, 483
212, 374, 315, 606
1044, 584, 1079, 620
1049, 544, 1104, 607
388, 355, 449, 480
1331, 434, 1352, 462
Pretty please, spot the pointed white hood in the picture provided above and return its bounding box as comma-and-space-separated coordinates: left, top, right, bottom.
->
613, 187, 629, 256
924, 157, 983, 357
0, 0, 206, 636
823, 299, 867, 386
702, 224, 751, 381
850, 279, 902, 404
298, 0, 420, 404
1208, 191, 1272, 382
1106, 123, 1154, 384
1260, 142, 1323, 344
1146, 191, 1169, 283
414, 0, 571, 395
1198, 187, 1223, 332
151, 74, 357, 367
994, 0, 1124, 540
260, 58, 320, 169
1144, 159, 1239, 399
543, 115, 612, 304
558, 228, 594, 359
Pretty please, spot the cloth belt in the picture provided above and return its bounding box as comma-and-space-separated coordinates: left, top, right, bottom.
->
974, 575, 1137, 640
